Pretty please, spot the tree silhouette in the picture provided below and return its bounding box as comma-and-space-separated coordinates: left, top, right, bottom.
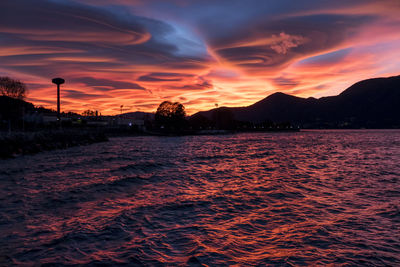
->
82, 109, 97, 116
155, 101, 186, 130
0, 77, 27, 100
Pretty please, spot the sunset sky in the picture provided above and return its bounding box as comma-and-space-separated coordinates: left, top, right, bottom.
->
1, 0, 400, 115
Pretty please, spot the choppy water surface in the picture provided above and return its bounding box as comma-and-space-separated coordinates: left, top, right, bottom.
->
1, 130, 400, 266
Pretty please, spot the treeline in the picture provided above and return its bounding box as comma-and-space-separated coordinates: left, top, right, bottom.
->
0, 76, 78, 131
149, 101, 296, 134
188, 108, 295, 132
0, 95, 81, 131
0, 76, 297, 135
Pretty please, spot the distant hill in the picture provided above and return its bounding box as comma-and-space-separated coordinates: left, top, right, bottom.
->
192, 75, 400, 128
119, 111, 154, 120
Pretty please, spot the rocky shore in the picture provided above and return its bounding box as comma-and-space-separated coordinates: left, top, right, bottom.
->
0, 130, 108, 159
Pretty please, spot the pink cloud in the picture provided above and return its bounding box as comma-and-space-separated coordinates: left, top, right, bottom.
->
269, 32, 306, 54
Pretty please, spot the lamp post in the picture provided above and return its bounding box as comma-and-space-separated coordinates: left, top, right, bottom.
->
52, 78, 65, 126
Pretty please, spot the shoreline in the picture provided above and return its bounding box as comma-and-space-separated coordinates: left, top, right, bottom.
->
2, 128, 399, 159
0, 128, 299, 159
0, 130, 108, 159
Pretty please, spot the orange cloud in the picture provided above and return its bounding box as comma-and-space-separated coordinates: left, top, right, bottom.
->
1, 0, 399, 115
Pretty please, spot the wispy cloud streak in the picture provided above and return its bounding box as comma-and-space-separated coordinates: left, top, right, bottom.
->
0, 0, 399, 114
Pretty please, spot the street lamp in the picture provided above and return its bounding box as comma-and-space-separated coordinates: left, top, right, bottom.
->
52, 78, 65, 124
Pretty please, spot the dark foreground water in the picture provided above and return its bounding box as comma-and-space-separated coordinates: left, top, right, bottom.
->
0, 130, 399, 266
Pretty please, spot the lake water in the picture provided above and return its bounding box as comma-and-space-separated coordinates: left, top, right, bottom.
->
1, 130, 399, 265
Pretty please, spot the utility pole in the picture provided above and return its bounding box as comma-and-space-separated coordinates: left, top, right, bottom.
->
52, 78, 65, 128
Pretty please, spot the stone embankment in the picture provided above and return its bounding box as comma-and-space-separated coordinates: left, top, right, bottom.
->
0, 130, 108, 159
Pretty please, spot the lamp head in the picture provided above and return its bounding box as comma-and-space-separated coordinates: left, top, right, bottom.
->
52, 78, 65, 85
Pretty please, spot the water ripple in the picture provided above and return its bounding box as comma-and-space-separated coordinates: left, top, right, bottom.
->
1, 130, 400, 265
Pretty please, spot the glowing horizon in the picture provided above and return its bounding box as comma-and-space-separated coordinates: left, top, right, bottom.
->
1, 0, 400, 115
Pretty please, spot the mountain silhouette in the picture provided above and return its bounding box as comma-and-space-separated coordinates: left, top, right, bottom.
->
193, 75, 400, 128
119, 111, 154, 120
